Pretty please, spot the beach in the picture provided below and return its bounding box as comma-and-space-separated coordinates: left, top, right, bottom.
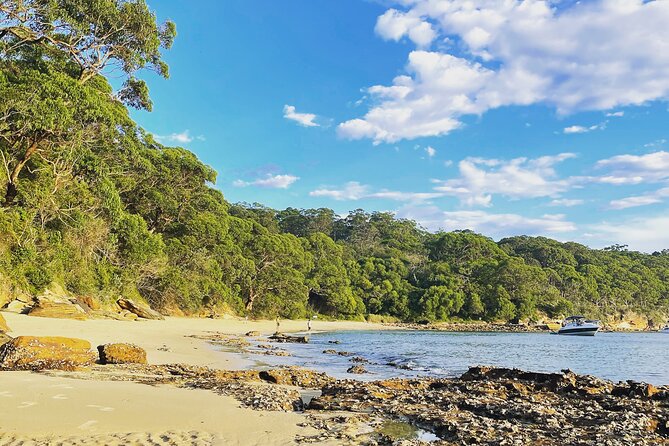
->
0, 312, 384, 445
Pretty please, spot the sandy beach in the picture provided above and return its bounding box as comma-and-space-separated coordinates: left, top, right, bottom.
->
0, 312, 385, 445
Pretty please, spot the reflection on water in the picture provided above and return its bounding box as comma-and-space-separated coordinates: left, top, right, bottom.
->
246, 330, 669, 385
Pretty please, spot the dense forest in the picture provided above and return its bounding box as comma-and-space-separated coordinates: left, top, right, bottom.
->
1, 1, 668, 325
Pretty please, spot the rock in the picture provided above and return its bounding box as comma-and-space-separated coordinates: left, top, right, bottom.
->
323, 349, 337, 354
350, 356, 369, 363
258, 367, 333, 388
0, 332, 11, 347
79, 296, 100, 311
328, 340, 341, 344
3, 298, 33, 314
268, 333, 309, 343
0, 336, 97, 370
28, 299, 88, 320
245, 331, 261, 337
119, 309, 139, 321
98, 343, 147, 365
347, 365, 367, 374
117, 298, 164, 320
0, 313, 9, 332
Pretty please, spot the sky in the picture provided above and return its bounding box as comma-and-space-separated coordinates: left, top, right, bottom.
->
136, 0, 669, 252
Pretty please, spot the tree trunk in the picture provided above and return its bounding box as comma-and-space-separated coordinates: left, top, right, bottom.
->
4, 141, 38, 206
245, 287, 255, 312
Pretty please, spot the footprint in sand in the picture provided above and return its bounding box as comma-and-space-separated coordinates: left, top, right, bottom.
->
52, 394, 68, 400
87, 404, 115, 412
17, 401, 36, 409
77, 420, 98, 430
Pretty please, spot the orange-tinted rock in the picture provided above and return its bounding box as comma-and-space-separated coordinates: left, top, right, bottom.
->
0, 313, 9, 332
117, 298, 164, 320
0, 336, 96, 370
28, 301, 88, 320
79, 296, 100, 311
97, 343, 147, 365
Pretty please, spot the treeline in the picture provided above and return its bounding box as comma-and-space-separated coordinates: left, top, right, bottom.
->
1, 1, 668, 323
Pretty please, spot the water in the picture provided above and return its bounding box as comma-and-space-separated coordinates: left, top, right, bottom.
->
247, 330, 669, 385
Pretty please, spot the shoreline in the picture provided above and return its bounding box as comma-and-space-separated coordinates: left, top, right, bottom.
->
1, 312, 668, 445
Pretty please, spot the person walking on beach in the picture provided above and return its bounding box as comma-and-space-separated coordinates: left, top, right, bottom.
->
307, 318, 312, 331
275, 316, 280, 334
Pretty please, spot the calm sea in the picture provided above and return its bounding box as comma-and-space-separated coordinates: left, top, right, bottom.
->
246, 330, 669, 385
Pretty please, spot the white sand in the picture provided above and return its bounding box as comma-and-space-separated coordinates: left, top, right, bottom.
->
0, 312, 385, 445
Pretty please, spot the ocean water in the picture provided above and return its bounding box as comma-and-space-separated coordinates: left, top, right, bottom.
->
246, 330, 669, 385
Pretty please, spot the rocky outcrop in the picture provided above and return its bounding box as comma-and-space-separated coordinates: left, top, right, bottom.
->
28, 298, 88, 320
116, 298, 164, 320
3, 294, 34, 314
0, 332, 11, 347
0, 313, 9, 332
97, 343, 147, 365
346, 365, 367, 374
258, 367, 333, 388
268, 333, 309, 343
0, 336, 97, 370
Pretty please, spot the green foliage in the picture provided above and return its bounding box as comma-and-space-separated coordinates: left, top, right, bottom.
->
0, 0, 667, 324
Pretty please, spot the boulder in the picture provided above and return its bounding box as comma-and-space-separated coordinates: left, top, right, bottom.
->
3, 297, 34, 314
347, 365, 367, 374
97, 343, 147, 365
79, 296, 100, 311
268, 333, 309, 343
117, 298, 164, 320
28, 299, 88, 320
0, 313, 9, 332
245, 330, 261, 337
0, 336, 97, 371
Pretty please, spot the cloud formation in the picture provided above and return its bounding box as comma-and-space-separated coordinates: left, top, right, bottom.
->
283, 105, 320, 127
153, 130, 204, 145
432, 153, 576, 206
395, 205, 575, 238
234, 174, 300, 189
309, 181, 442, 202
339, 0, 669, 143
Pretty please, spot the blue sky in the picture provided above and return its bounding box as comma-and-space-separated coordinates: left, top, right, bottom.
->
136, 0, 669, 252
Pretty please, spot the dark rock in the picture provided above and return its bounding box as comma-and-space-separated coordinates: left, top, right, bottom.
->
268, 333, 309, 343
245, 330, 261, 337
346, 365, 367, 374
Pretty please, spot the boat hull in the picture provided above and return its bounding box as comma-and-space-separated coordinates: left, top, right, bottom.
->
557, 327, 598, 336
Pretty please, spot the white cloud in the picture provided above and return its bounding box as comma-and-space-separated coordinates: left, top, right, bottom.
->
589, 215, 669, 252
608, 187, 669, 210
283, 105, 320, 127
563, 122, 606, 134
549, 198, 584, 207
340, 0, 669, 143
376, 8, 437, 48
310, 182, 369, 201
425, 146, 436, 157
395, 205, 576, 239
153, 130, 203, 145
309, 181, 442, 202
606, 111, 624, 117
595, 151, 669, 184
432, 153, 576, 206
233, 174, 300, 189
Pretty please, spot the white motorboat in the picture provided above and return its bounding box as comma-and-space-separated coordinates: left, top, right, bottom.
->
557, 316, 600, 336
